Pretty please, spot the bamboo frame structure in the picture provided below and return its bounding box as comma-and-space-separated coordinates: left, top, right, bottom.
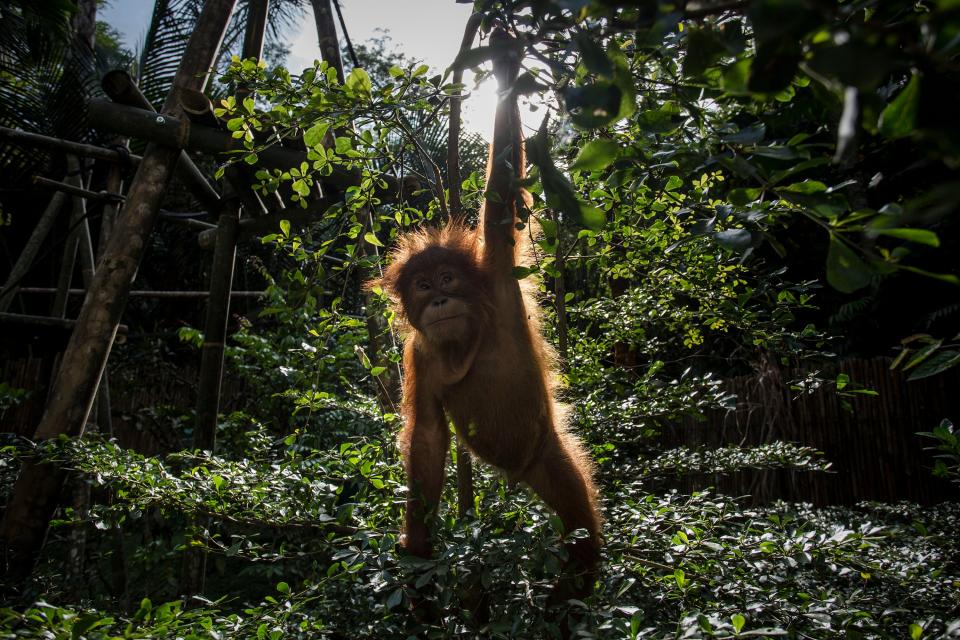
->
86, 99, 405, 201
0, 0, 419, 591
0, 0, 239, 585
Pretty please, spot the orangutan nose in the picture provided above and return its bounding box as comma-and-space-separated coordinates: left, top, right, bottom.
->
433, 297, 448, 307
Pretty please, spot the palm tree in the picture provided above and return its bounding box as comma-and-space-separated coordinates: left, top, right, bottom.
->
138, 0, 310, 107
0, 0, 98, 182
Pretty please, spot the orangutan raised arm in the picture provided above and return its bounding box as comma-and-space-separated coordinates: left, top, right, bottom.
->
370, 27, 602, 603
479, 27, 526, 273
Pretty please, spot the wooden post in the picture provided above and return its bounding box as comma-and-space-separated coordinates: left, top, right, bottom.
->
98, 137, 128, 259
50, 158, 91, 317
0, 0, 237, 588
181, 0, 269, 597
101, 71, 221, 213
193, 0, 267, 457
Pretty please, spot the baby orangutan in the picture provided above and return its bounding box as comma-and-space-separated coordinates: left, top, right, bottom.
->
371, 29, 602, 597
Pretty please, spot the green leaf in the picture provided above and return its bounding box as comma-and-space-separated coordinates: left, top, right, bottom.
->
674, 568, 686, 588
908, 350, 960, 381
879, 74, 921, 139
721, 59, 751, 94
576, 35, 613, 76
304, 122, 330, 148
683, 26, 725, 77
540, 218, 558, 239
564, 82, 624, 128
728, 187, 762, 206
872, 228, 940, 247
345, 67, 372, 97
732, 614, 746, 634
900, 265, 960, 285
279, 219, 291, 236
826, 235, 872, 293
751, 145, 804, 160
665, 175, 683, 192
335, 136, 352, 154
808, 42, 894, 90
363, 232, 383, 247
570, 139, 619, 172
722, 124, 766, 145
910, 623, 924, 640
291, 179, 310, 197
714, 228, 754, 251
512, 265, 536, 279
780, 180, 827, 194
836, 373, 849, 390
579, 205, 606, 231
749, 39, 801, 94
905, 339, 943, 370
276, 581, 290, 594
385, 588, 404, 610
527, 128, 605, 231
450, 45, 496, 71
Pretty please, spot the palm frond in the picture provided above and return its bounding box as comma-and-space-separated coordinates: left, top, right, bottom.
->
137, 0, 205, 109
138, 0, 308, 108
0, 0, 98, 182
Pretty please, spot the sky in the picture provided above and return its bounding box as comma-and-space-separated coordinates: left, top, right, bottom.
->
98, 0, 533, 140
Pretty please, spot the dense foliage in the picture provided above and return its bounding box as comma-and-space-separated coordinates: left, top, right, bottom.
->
2, 0, 959, 638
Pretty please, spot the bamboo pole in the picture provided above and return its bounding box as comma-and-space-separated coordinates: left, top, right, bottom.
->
0, 312, 128, 334
196, 195, 336, 248
0, 191, 67, 313
51, 156, 95, 317
86, 98, 405, 201
182, 0, 270, 597
32, 175, 122, 202
100, 71, 221, 213
0, 126, 139, 164
16, 288, 265, 299
194, 0, 268, 456
97, 136, 128, 259
193, 194, 242, 454
0, 0, 238, 587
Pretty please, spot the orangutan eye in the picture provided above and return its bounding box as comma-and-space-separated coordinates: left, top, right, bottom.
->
440, 272, 453, 285
416, 280, 430, 291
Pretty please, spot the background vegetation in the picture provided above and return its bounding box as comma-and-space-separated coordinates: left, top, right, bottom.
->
1, 0, 959, 638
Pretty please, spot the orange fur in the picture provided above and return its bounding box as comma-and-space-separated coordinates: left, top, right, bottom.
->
368, 28, 602, 595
